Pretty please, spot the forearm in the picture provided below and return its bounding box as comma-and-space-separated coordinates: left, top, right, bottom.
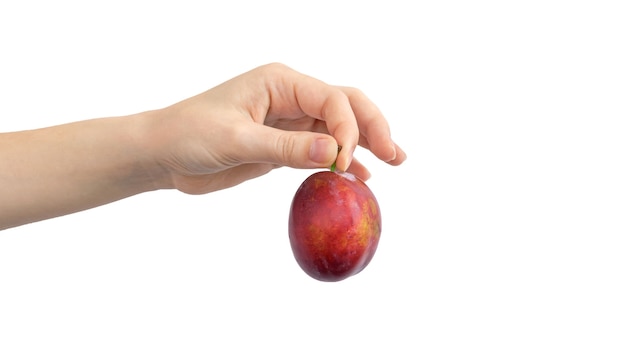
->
0, 113, 162, 229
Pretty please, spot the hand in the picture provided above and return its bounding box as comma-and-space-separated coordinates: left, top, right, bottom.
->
0, 62, 406, 229
143, 63, 406, 194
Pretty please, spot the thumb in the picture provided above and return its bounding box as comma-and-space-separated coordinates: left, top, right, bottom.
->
239, 124, 338, 169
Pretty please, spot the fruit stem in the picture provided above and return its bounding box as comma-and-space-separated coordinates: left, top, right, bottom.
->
330, 145, 342, 172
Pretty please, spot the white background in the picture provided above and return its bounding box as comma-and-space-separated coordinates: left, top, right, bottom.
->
1, 1, 625, 336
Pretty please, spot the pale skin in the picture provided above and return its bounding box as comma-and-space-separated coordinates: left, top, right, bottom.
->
0, 63, 406, 230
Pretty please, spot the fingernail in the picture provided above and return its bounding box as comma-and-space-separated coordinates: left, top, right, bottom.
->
309, 138, 334, 164
387, 144, 397, 162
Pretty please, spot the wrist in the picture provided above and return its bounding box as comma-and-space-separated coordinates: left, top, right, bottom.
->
123, 110, 171, 192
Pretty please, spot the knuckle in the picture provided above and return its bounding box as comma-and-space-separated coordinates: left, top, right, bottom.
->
276, 132, 297, 163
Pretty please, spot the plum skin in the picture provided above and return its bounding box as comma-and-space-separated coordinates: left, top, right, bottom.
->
288, 171, 381, 282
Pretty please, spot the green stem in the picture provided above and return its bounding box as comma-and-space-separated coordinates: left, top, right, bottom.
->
330, 145, 342, 172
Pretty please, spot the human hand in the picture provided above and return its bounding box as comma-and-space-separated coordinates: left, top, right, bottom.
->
141, 63, 406, 195
0, 63, 406, 228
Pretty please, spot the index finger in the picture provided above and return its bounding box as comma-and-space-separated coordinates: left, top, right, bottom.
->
264, 64, 360, 171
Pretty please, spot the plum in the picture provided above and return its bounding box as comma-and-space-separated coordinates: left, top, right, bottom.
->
288, 170, 381, 282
